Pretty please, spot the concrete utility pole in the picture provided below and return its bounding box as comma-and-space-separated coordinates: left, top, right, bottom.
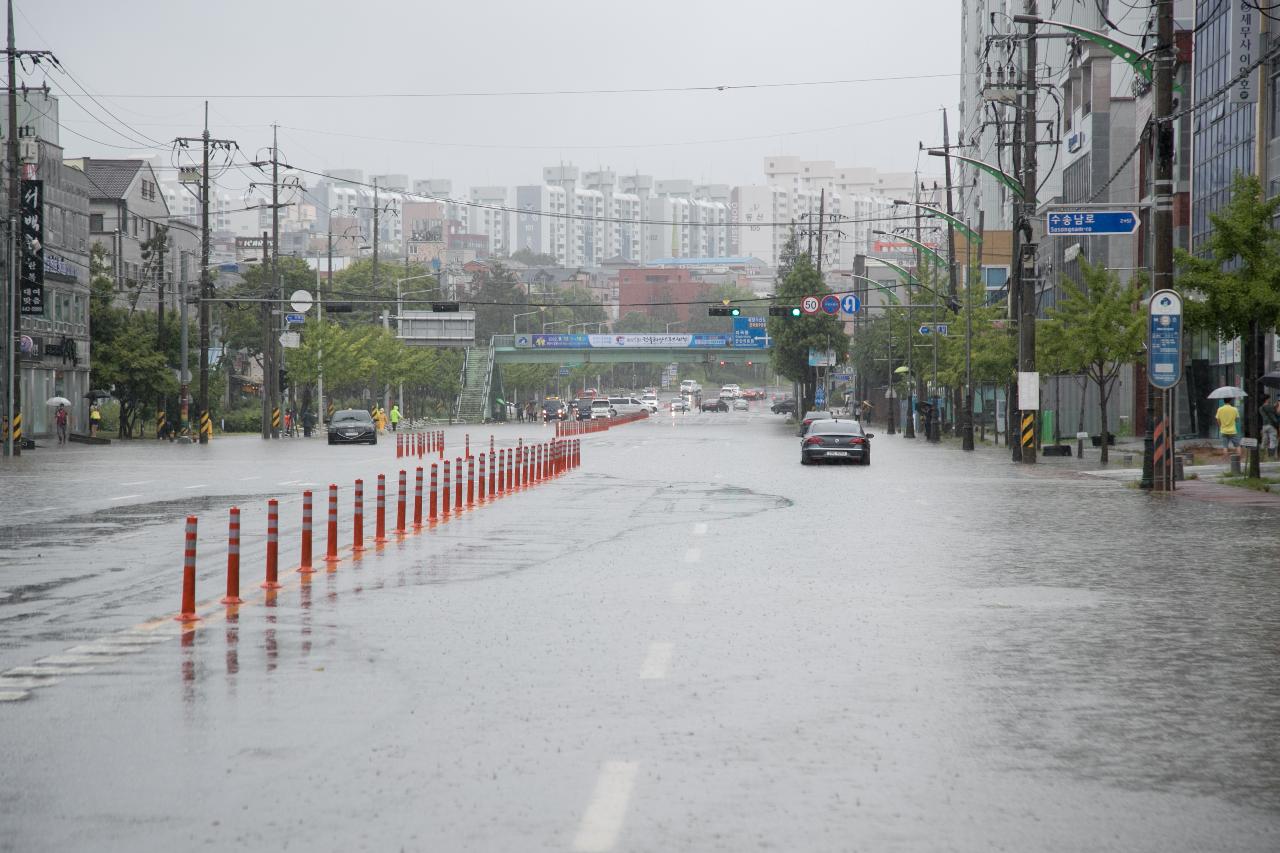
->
174, 103, 235, 445
372, 176, 380, 298
260, 229, 272, 439
1013, 3, 1040, 464
269, 124, 281, 439
1141, 0, 1175, 490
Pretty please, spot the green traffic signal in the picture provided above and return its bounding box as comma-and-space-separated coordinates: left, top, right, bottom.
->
790, 307, 802, 317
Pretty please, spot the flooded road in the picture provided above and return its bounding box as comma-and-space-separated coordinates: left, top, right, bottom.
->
1, 412, 1277, 851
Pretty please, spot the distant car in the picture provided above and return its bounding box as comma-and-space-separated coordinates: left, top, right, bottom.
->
771, 398, 797, 415
743, 389, 765, 401
328, 409, 377, 445
570, 399, 593, 420
608, 396, 646, 416
801, 419, 873, 465
732, 398, 749, 411
721, 384, 742, 398
799, 410, 835, 435
640, 393, 659, 413
590, 399, 617, 419
669, 397, 689, 412
701, 398, 729, 412
541, 400, 569, 421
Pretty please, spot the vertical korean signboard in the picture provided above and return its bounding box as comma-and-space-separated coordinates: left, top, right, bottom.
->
19, 179, 44, 316
1148, 290, 1183, 389
1229, 0, 1258, 104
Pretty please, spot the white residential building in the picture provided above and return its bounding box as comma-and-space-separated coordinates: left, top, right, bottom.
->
468, 186, 512, 257
514, 184, 569, 263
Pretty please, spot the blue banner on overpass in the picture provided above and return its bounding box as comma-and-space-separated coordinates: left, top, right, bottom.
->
514, 331, 769, 349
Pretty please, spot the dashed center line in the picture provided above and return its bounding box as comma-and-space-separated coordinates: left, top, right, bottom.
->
572, 761, 639, 852
683, 547, 701, 564
108, 494, 141, 502
639, 642, 673, 680
183, 484, 208, 490
238, 476, 261, 482
119, 480, 152, 486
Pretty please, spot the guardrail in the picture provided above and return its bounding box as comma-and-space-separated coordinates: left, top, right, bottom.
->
554, 410, 648, 436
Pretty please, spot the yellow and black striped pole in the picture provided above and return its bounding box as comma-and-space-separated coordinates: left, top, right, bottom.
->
272, 407, 282, 433
200, 411, 213, 441
1020, 412, 1035, 457
156, 410, 167, 438
12, 412, 22, 449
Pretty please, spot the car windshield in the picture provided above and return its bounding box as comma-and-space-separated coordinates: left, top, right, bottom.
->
809, 420, 863, 436
591, 400, 611, 408
332, 411, 371, 424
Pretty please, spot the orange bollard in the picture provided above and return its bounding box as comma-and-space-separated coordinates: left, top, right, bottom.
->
262, 499, 281, 589
298, 490, 315, 573
478, 452, 487, 502
395, 469, 407, 534
467, 456, 475, 507
465, 433, 470, 458
442, 460, 452, 516
353, 479, 365, 552
418, 432, 424, 459
176, 515, 200, 622
515, 445, 523, 489
454, 457, 463, 512
488, 449, 496, 495
413, 466, 424, 530
221, 506, 243, 604
397, 434, 403, 458
429, 464, 439, 521
375, 474, 388, 543
324, 483, 340, 564
490, 435, 495, 454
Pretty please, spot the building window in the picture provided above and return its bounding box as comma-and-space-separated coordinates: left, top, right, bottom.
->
90, 213, 103, 232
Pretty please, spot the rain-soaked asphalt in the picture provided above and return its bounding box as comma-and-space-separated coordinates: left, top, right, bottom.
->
1, 408, 1278, 852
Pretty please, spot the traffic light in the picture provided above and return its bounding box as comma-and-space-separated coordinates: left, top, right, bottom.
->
769, 306, 802, 317
278, 368, 288, 390
708, 306, 741, 317
431, 302, 460, 312
325, 302, 353, 313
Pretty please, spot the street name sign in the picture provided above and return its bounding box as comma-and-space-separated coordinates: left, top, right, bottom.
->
1148, 289, 1182, 389
1046, 210, 1140, 235
284, 312, 305, 325
815, 386, 826, 406
918, 324, 949, 336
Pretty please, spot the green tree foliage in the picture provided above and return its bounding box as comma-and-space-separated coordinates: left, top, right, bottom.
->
1176, 173, 1280, 477
1038, 261, 1145, 463
327, 259, 435, 326
470, 262, 529, 342
765, 251, 848, 410
508, 248, 559, 267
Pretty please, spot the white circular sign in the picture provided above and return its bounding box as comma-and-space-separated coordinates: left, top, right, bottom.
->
801, 296, 820, 315
290, 289, 314, 313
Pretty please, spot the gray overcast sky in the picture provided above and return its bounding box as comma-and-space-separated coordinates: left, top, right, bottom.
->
23, 0, 958, 194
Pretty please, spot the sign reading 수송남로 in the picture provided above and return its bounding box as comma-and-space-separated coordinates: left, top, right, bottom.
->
1046, 210, 1140, 235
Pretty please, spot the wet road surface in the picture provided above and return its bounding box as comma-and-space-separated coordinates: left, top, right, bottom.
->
1, 409, 1278, 851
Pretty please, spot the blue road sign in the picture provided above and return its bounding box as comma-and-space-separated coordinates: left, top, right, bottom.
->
285, 312, 305, 324
1148, 290, 1183, 389
918, 323, 949, 336
820, 294, 841, 315
558, 366, 570, 376
1046, 210, 1140, 235
840, 294, 862, 314
833, 372, 852, 382
918, 325, 931, 335
815, 386, 826, 406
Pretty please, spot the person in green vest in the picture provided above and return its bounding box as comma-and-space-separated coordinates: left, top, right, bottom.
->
389, 404, 401, 432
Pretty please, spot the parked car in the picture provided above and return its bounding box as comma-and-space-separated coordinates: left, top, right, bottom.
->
732, 398, 749, 411
771, 398, 797, 415
799, 410, 835, 435
800, 419, 873, 465
328, 409, 377, 445
701, 398, 729, 412
590, 399, 617, 419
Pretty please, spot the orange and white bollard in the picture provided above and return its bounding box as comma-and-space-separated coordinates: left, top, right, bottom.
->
263, 499, 281, 589
353, 479, 365, 552
488, 450, 496, 495
176, 515, 200, 622
478, 452, 487, 502
324, 483, 340, 564
375, 474, 388, 543
299, 490, 315, 573
454, 457, 463, 512
395, 469, 408, 534
465, 433, 470, 458
414, 466, 424, 530
429, 464, 439, 521
515, 445, 523, 489
221, 506, 243, 604
467, 456, 475, 507
442, 460, 452, 516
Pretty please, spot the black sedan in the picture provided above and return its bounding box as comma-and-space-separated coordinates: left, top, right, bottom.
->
541, 400, 569, 421
700, 398, 729, 412
771, 398, 797, 415
800, 419, 872, 465
328, 409, 377, 445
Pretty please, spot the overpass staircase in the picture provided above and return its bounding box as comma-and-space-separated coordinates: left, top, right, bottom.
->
452, 340, 495, 423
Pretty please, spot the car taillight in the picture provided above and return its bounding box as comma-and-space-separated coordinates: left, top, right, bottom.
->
852, 437, 865, 444
803, 436, 823, 446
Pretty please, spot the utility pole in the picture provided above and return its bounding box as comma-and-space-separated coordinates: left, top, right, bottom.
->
1015, 2, 1039, 464
371, 176, 380, 296
3, 0, 53, 457
174, 103, 235, 446
260, 229, 272, 440
1142, 0, 1175, 490
815, 189, 826, 276
962, 211, 984, 452
269, 124, 280, 439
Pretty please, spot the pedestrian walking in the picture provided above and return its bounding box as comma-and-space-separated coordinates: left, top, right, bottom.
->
516, 402, 524, 423
389, 404, 401, 432
54, 404, 68, 446
1216, 398, 1241, 459
283, 409, 293, 437
89, 403, 102, 438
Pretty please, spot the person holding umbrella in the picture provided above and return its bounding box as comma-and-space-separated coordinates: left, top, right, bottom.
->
1216, 398, 1241, 460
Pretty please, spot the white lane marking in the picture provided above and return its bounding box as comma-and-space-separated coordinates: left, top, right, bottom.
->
692, 522, 708, 536
36, 654, 119, 666
64, 644, 147, 656
16, 507, 52, 515
119, 480, 152, 486
0, 691, 30, 702
5, 665, 94, 677
278, 479, 302, 486
183, 484, 208, 490
239, 476, 261, 482
0, 676, 61, 689
683, 547, 701, 564
572, 761, 640, 852
639, 643, 673, 680
670, 581, 691, 604
108, 494, 141, 502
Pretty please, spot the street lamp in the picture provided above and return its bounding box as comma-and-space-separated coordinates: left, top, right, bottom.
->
666, 321, 686, 333
513, 310, 539, 336
543, 320, 570, 333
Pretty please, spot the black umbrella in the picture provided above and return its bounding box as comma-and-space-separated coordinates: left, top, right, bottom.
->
1261, 372, 1280, 389
85, 389, 112, 400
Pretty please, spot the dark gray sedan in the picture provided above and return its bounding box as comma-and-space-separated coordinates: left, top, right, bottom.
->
800, 419, 872, 465
327, 409, 377, 445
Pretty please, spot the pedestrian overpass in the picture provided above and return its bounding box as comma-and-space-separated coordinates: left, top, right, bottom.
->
453, 331, 772, 422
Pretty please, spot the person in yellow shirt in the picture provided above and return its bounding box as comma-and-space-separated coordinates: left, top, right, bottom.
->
1216, 399, 1240, 458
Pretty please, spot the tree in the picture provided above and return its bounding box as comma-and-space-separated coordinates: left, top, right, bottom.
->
509, 248, 559, 267
470, 262, 528, 343
1038, 261, 1145, 463
1176, 173, 1280, 478
765, 252, 848, 411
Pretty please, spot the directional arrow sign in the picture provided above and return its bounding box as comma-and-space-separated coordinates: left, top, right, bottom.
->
840, 293, 862, 314
284, 312, 305, 325
918, 325, 933, 335
1046, 210, 1140, 235
820, 294, 841, 315
801, 296, 820, 315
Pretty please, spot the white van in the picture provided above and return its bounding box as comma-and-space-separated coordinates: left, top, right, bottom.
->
590, 399, 616, 419
609, 396, 645, 416
640, 393, 659, 413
